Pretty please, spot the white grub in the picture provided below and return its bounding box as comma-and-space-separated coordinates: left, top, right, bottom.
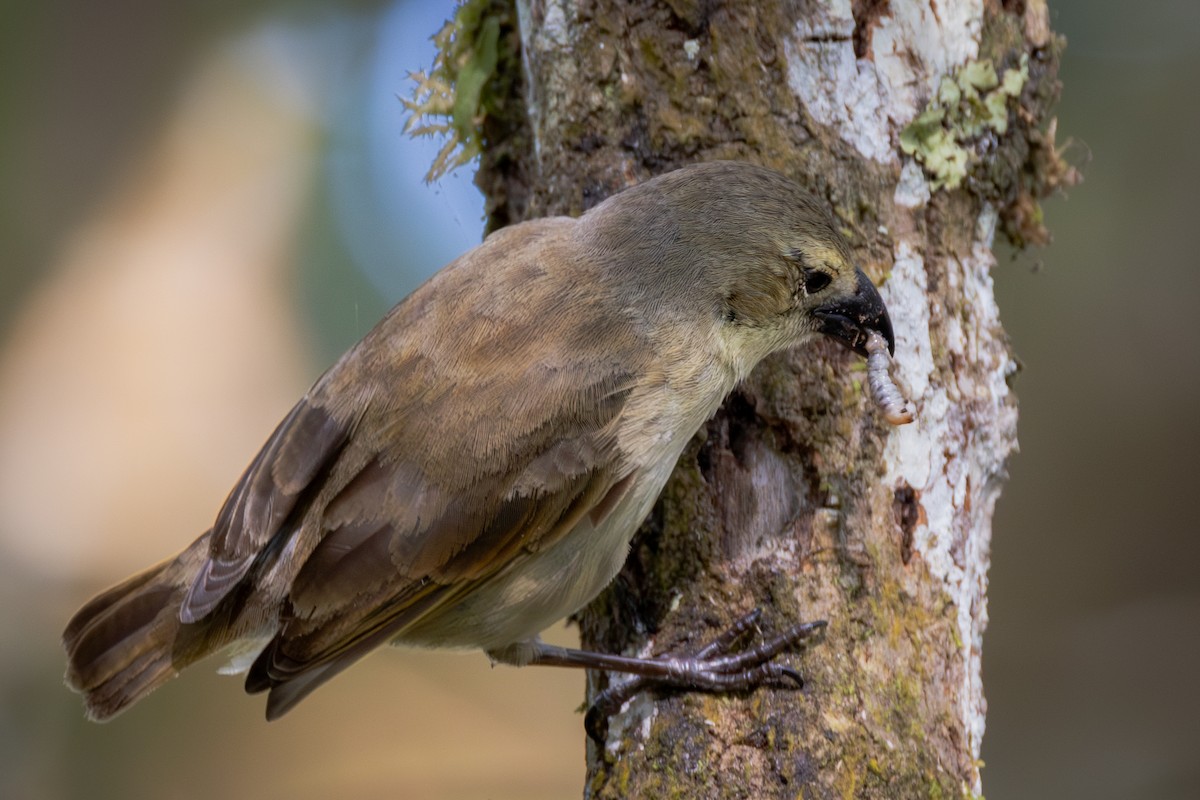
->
865, 331, 916, 426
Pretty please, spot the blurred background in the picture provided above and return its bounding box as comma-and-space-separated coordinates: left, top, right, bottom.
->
0, 1, 1195, 798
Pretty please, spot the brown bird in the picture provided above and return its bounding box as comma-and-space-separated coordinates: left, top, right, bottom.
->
63, 161, 896, 727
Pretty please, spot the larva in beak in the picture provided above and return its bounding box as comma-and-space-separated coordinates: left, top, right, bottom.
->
865, 331, 915, 426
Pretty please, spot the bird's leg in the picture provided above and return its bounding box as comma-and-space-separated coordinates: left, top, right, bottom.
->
499, 610, 827, 742
582, 609, 785, 740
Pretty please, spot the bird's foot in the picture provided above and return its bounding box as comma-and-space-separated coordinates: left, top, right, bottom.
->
580, 609, 826, 742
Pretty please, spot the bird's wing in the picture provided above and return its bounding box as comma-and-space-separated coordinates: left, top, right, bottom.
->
241, 342, 640, 717
179, 387, 352, 623
247, 370, 638, 717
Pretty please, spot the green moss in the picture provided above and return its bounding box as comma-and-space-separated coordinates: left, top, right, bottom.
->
614, 756, 632, 796
834, 754, 861, 800
402, 0, 513, 181
899, 55, 1030, 191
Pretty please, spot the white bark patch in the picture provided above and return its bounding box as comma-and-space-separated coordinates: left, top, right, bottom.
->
880, 206, 1015, 792
603, 637, 662, 755
604, 689, 658, 755
894, 159, 932, 209
784, 0, 983, 164
881, 240, 934, 403
515, 0, 578, 161
513, 0, 541, 158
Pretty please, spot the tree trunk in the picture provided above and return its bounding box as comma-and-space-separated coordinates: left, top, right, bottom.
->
471, 1, 1066, 796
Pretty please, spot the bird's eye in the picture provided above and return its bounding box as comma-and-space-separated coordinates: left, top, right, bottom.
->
802, 268, 831, 294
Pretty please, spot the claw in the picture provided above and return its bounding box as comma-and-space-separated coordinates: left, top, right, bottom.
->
779, 666, 804, 687
694, 608, 762, 659
584, 704, 608, 743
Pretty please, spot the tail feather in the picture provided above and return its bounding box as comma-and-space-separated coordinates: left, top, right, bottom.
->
63, 534, 225, 721
63, 563, 164, 646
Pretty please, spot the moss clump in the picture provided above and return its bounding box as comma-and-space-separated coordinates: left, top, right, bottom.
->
899, 55, 1029, 191
402, 0, 512, 181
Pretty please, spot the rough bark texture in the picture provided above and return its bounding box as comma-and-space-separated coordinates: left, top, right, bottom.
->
473, 1, 1064, 796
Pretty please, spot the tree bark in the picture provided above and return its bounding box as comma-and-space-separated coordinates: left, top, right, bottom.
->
473, 1, 1065, 796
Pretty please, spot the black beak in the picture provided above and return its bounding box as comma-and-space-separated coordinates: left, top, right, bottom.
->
813, 268, 895, 357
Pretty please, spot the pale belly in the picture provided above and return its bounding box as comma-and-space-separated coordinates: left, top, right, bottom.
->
396, 448, 681, 652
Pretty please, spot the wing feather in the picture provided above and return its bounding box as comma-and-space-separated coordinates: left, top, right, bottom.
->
180, 396, 350, 623
246, 378, 633, 708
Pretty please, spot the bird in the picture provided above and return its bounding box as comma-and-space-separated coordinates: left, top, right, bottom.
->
63, 160, 897, 726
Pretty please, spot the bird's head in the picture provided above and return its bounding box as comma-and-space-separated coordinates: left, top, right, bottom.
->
583, 161, 894, 377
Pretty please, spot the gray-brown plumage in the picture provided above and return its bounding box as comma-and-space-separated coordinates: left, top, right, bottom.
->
63, 161, 897, 722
